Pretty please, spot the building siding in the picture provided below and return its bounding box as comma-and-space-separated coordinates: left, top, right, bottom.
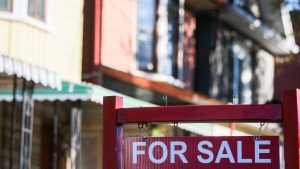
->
0, 0, 84, 83
101, 0, 135, 72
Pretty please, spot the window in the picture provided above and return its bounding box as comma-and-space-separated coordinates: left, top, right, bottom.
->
137, 0, 156, 71
285, 0, 300, 11
0, 0, 50, 31
0, 0, 12, 11
232, 41, 252, 104
28, 0, 45, 20
163, 0, 180, 77
137, 0, 180, 77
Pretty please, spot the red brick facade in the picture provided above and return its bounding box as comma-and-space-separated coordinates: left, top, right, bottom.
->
82, 0, 197, 91
101, 0, 135, 72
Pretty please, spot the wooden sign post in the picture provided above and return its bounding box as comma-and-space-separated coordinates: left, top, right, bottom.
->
103, 89, 300, 169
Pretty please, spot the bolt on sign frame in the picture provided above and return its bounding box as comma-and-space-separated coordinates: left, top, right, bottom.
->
103, 89, 300, 169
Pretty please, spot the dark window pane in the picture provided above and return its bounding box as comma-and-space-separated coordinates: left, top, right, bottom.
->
137, 0, 156, 29
232, 42, 252, 104
167, 0, 179, 76
138, 31, 154, 70
38, 0, 45, 19
137, 0, 156, 71
28, 0, 34, 16
0, 0, 11, 11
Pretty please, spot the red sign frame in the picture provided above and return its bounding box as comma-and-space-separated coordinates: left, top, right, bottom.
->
103, 89, 300, 169
124, 136, 279, 169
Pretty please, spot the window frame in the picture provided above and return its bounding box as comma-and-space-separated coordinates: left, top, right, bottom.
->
27, 0, 46, 22
0, 0, 13, 12
134, 0, 184, 87
232, 40, 253, 104
0, 0, 51, 32
136, 0, 157, 72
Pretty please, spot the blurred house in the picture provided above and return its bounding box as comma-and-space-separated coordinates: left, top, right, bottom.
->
82, 0, 298, 105
0, 0, 84, 168
0, 1, 196, 169
0, 0, 298, 169
81, 0, 297, 168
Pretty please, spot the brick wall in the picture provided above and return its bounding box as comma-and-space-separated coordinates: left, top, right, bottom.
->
101, 0, 135, 72
99, 0, 196, 91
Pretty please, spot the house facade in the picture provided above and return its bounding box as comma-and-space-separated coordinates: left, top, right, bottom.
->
0, 0, 84, 168
0, 0, 297, 168
0, 0, 83, 83
81, 0, 296, 168
82, 0, 297, 105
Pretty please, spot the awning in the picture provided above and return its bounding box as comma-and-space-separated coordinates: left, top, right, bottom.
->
0, 82, 282, 136
220, 5, 297, 55
0, 54, 62, 90
0, 81, 156, 107
1, 80, 282, 137
0, 81, 218, 135
1, 81, 275, 137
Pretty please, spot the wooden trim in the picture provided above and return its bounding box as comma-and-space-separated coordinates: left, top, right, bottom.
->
94, 0, 101, 66
100, 65, 223, 104
117, 104, 282, 123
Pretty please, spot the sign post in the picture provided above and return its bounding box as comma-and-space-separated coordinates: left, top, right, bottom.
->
102, 96, 123, 169
103, 89, 300, 169
282, 89, 300, 169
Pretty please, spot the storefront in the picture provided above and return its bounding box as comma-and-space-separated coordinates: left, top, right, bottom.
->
0, 54, 62, 169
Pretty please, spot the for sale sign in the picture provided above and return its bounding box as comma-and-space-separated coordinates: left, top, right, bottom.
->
124, 136, 279, 169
